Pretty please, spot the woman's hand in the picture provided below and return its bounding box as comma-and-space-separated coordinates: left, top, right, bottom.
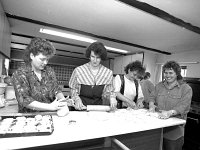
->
58, 96, 75, 107
110, 97, 117, 110
158, 110, 176, 119
74, 97, 86, 110
50, 98, 67, 111
137, 101, 144, 108
158, 110, 172, 119
127, 101, 137, 109
149, 102, 156, 112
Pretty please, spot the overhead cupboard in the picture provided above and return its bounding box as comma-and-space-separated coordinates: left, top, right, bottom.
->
0, 2, 11, 58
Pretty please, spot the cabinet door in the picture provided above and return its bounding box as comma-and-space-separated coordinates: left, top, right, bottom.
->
113, 57, 123, 74
131, 53, 143, 62
113, 53, 143, 75
122, 55, 132, 72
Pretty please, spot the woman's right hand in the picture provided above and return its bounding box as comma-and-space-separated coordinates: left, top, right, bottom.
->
74, 97, 86, 110
149, 102, 156, 112
50, 98, 67, 111
127, 100, 137, 109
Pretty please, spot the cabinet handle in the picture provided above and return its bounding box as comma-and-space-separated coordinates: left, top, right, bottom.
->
187, 117, 199, 124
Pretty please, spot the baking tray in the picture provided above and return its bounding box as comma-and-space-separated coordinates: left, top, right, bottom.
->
0, 114, 54, 138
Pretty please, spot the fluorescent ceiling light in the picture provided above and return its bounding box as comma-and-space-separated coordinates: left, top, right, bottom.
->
11, 43, 27, 49
105, 46, 128, 53
40, 28, 128, 53
40, 28, 96, 43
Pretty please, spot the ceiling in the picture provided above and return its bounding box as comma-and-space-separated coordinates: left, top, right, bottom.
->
1, 0, 200, 61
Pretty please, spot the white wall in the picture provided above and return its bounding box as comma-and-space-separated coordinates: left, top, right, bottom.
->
157, 50, 200, 78
143, 52, 158, 84
0, 55, 3, 75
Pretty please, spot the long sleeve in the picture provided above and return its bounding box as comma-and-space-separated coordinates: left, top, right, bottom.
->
48, 68, 63, 98
69, 68, 80, 99
148, 84, 158, 104
12, 70, 35, 107
102, 72, 116, 100
172, 84, 192, 115
137, 84, 144, 100
114, 75, 122, 93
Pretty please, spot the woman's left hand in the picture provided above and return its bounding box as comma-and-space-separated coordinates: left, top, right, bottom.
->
158, 110, 172, 119
137, 102, 144, 108
110, 97, 117, 109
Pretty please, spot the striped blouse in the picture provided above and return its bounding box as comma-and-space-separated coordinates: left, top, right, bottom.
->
69, 63, 115, 101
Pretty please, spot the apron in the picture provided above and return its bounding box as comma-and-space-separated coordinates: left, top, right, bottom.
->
80, 84, 105, 106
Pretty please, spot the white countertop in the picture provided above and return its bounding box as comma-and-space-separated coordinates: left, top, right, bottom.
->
0, 109, 186, 150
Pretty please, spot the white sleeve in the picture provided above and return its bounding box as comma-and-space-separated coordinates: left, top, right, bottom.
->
138, 83, 144, 99
114, 75, 122, 92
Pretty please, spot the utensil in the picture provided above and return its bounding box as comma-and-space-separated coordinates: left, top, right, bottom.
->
86, 105, 111, 112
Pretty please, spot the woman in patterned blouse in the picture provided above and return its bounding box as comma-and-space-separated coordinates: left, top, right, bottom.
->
69, 42, 117, 110
12, 37, 69, 114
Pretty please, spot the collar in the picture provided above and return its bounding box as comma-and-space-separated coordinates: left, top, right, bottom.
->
86, 62, 102, 69
163, 80, 181, 89
25, 63, 47, 73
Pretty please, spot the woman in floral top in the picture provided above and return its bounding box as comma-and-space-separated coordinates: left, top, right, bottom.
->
12, 37, 69, 113
149, 61, 192, 150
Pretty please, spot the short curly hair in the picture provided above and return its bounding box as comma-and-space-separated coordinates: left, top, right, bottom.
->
162, 61, 182, 80
85, 42, 107, 60
23, 37, 56, 63
143, 72, 151, 80
124, 61, 146, 77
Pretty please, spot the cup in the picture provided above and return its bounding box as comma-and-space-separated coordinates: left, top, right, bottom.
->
57, 105, 69, 117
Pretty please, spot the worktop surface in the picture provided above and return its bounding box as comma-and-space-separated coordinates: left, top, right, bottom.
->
0, 107, 186, 150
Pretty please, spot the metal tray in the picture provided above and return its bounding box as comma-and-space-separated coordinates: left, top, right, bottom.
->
0, 114, 54, 138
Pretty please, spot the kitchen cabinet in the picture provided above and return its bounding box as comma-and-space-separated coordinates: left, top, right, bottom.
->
113, 56, 123, 74
122, 55, 132, 73
0, 2, 11, 58
113, 53, 143, 75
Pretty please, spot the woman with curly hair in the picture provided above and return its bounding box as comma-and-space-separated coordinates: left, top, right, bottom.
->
114, 60, 145, 109
12, 37, 69, 115
149, 61, 192, 150
69, 42, 117, 110
139, 72, 155, 108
